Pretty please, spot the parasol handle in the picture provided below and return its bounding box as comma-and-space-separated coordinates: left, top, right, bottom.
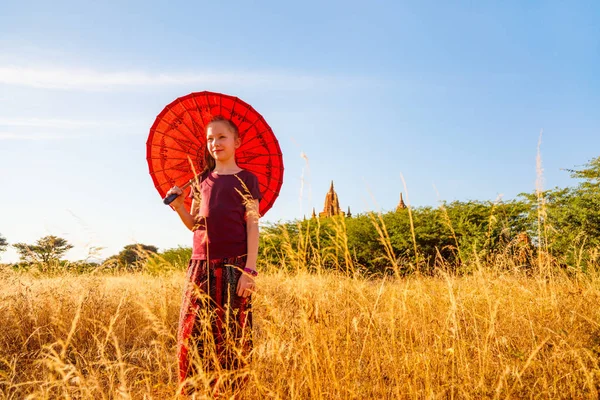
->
162, 178, 196, 205
162, 193, 179, 205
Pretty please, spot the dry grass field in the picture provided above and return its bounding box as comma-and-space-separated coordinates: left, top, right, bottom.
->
0, 264, 599, 399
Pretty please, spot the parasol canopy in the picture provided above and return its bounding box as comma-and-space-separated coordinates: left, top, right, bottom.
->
146, 91, 284, 216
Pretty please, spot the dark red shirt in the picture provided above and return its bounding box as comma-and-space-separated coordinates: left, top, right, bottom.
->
189, 170, 262, 260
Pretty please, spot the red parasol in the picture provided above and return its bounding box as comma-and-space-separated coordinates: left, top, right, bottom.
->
146, 91, 284, 216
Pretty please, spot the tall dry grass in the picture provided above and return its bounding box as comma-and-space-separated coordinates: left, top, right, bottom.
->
0, 263, 599, 399
2, 145, 599, 398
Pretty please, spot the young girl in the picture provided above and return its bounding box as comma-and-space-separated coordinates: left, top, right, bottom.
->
166, 115, 261, 395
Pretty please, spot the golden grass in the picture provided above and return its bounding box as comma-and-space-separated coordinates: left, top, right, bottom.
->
0, 266, 598, 399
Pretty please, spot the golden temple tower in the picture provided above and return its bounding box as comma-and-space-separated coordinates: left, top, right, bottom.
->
396, 192, 407, 211
319, 181, 345, 218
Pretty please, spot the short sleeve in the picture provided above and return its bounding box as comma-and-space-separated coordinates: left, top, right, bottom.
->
245, 171, 262, 200
188, 182, 201, 201
188, 172, 208, 200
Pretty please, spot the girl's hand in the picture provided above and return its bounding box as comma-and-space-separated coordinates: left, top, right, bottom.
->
166, 186, 184, 210
237, 272, 255, 298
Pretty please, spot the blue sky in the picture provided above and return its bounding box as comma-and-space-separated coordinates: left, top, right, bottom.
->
1, 0, 599, 263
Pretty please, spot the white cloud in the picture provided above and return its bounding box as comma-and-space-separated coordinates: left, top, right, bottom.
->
0, 131, 71, 140
0, 65, 356, 91
0, 117, 145, 140
0, 117, 139, 129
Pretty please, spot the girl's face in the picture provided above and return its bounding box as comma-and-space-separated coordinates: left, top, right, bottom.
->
206, 121, 240, 162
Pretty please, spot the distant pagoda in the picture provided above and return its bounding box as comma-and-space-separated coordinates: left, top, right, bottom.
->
318, 181, 346, 218
396, 192, 407, 211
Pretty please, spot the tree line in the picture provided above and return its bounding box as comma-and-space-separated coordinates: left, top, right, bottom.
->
0, 235, 164, 273
260, 156, 600, 275
2, 156, 599, 275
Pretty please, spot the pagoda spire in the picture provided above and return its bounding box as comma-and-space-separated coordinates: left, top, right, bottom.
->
319, 180, 344, 218
347, 206, 352, 218
396, 192, 407, 211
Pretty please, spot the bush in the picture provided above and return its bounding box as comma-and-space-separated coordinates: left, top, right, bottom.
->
259, 199, 535, 276
143, 246, 192, 275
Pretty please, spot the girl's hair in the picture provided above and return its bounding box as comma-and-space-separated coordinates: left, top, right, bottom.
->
209, 115, 239, 138
202, 115, 240, 173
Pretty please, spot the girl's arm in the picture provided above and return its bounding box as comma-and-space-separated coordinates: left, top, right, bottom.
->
238, 198, 259, 298
245, 199, 260, 272
167, 186, 198, 231
173, 201, 197, 231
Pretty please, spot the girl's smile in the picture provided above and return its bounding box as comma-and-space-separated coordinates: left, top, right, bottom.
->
206, 121, 240, 161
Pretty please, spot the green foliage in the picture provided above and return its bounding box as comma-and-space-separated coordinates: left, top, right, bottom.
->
519, 160, 600, 270
104, 244, 158, 271
442, 200, 531, 265
12, 235, 73, 265
346, 214, 387, 270
66, 260, 102, 274
0, 234, 7, 255
260, 199, 537, 276
258, 156, 600, 276
144, 246, 192, 274
9, 155, 599, 277
157, 246, 192, 267
566, 155, 600, 190
4, 259, 100, 275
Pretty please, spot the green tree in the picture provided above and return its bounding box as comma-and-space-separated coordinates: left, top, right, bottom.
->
443, 200, 530, 265
13, 235, 73, 264
519, 155, 600, 270
566, 155, 600, 190
256, 155, 599, 276
346, 213, 387, 272
0, 233, 7, 256
156, 246, 192, 267
104, 244, 159, 270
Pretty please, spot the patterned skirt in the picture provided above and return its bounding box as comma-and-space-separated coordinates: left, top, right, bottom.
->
177, 256, 253, 384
